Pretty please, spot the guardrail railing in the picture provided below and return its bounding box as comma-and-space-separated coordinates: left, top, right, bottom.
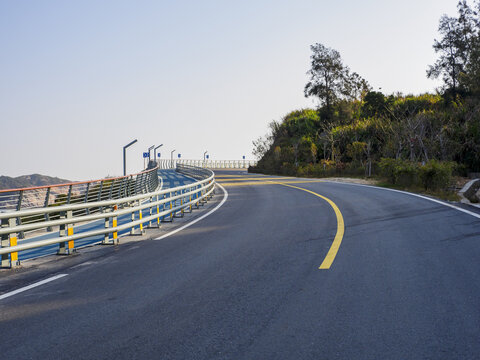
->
0, 167, 160, 242
0, 165, 215, 268
0, 167, 160, 212
158, 159, 257, 169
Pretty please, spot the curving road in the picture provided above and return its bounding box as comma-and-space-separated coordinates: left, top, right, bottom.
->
1, 170, 479, 359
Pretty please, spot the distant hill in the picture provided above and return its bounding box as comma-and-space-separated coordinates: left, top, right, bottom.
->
0, 174, 71, 190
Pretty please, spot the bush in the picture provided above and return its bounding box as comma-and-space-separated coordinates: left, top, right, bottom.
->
378, 158, 419, 187
378, 158, 397, 183
379, 158, 455, 190
395, 161, 419, 187
280, 162, 297, 176
419, 160, 454, 191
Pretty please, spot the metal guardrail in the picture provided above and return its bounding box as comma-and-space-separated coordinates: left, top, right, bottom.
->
0, 165, 215, 268
176, 163, 212, 179
0, 167, 159, 241
159, 159, 257, 169
0, 167, 159, 212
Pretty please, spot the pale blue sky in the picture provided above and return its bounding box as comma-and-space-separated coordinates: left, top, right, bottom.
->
0, 0, 458, 180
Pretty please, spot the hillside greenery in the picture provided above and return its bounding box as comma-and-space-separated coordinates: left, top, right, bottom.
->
251, 0, 480, 192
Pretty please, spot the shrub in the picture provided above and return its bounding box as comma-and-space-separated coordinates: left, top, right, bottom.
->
379, 158, 456, 190
378, 158, 419, 186
419, 160, 454, 191
378, 158, 397, 183
280, 162, 297, 176
395, 161, 419, 187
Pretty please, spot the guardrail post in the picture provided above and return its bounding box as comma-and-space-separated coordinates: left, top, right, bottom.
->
186, 188, 192, 213
97, 180, 104, 212
104, 212, 110, 244
67, 184, 73, 204
16, 190, 25, 239
108, 179, 115, 199
181, 189, 185, 216
84, 183, 90, 215
58, 210, 74, 255
138, 200, 145, 234
195, 185, 201, 208
44, 187, 53, 231
103, 205, 118, 244
199, 185, 206, 206
155, 195, 161, 227
207, 181, 213, 199
175, 189, 185, 218
148, 196, 154, 227
112, 205, 118, 243
130, 205, 136, 235
161, 194, 168, 223
1, 218, 20, 268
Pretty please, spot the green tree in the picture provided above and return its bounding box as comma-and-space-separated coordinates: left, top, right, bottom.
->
304, 43, 369, 118
362, 91, 387, 118
427, 1, 478, 95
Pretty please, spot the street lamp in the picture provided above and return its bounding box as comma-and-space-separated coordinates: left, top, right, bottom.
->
123, 139, 138, 176
154, 144, 163, 162
147, 145, 155, 161
171, 149, 176, 168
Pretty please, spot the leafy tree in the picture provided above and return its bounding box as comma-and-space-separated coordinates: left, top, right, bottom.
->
304, 43, 369, 117
459, 1, 480, 94
427, 0, 478, 95
362, 91, 387, 118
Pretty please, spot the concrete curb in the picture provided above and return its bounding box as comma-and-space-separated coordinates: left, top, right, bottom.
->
458, 178, 480, 208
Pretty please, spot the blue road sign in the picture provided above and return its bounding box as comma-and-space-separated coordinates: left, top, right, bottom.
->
206, 155, 209, 159
157, 152, 161, 158
242, 155, 245, 159
178, 154, 181, 158
143, 152, 149, 158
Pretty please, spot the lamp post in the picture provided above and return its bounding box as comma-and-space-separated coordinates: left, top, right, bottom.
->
154, 144, 163, 162
171, 149, 176, 169
203, 151, 208, 168
123, 139, 138, 176
147, 145, 155, 161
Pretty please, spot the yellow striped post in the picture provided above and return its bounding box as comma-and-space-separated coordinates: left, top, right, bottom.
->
58, 210, 74, 255
139, 209, 143, 233
67, 227, 74, 252
112, 204, 118, 242
2, 217, 20, 267
112, 217, 118, 242
9, 235, 18, 265
67, 210, 74, 253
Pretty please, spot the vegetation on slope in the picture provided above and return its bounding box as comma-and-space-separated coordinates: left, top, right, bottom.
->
251, 0, 480, 195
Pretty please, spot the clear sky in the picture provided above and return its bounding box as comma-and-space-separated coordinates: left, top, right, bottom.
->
0, 0, 458, 180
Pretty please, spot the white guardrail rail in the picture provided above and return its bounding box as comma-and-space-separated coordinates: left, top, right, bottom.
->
0, 164, 215, 268
158, 159, 257, 169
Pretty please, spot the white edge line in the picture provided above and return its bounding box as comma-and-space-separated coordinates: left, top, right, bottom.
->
0, 273, 68, 301
154, 183, 228, 241
322, 180, 480, 220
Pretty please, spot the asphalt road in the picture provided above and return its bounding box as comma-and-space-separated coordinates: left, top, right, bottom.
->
1, 170, 480, 359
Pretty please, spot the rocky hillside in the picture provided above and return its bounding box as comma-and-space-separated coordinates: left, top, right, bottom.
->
0, 174, 71, 190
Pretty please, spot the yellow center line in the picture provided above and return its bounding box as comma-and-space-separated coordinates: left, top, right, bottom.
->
217, 176, 296, 182
219, 179, 326, 187
270, 181, 345, 270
